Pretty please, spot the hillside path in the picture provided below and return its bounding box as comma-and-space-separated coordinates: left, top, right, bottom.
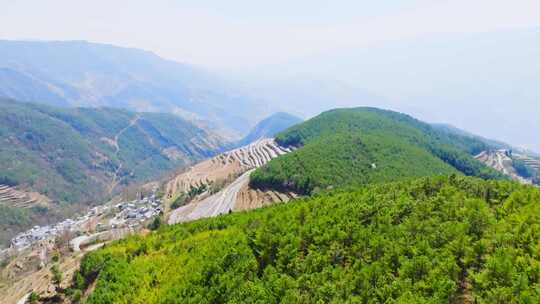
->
108, 115, 140, 193
169, 170, 253, 223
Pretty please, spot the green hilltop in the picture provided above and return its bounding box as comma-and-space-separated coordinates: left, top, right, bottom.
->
250, 107, 502, 194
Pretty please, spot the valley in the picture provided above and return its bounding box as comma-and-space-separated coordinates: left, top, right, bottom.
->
1, 5, 539, 301
0, 99, 227, 248
0, 185, 162, 304
0, 116, 299, 304
0, 137, 294, 304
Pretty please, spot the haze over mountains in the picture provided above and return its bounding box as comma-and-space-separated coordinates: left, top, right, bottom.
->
234, 28, 540, 152
2, 54, 540, 303
0, 40, 276, 137
238, 112, 302, 146
1, 37, 538, 153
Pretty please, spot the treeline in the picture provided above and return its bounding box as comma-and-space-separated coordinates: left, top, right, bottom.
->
72, 176, 540, 303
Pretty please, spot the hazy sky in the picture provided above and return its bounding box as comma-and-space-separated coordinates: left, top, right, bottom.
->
1, 0, 540, 151
2, 0, 540, 67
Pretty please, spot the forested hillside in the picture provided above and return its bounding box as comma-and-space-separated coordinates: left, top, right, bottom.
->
73, 176, 540, 303
0, 99, 226, 246
250, 108, 502, 194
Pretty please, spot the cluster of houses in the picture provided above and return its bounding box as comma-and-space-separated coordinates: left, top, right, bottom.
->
110, 194, 163, 228
9, 205, 109, 251
9, 190, 163, 252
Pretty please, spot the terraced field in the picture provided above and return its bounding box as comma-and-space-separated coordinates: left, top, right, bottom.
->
0, 185, 49, 209
167, 139, 293, 224
165, 139, 291, 199
234, 184, 298, 211
514, 153, 540, 169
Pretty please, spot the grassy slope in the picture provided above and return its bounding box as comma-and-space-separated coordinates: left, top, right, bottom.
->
250, 107, 502, 194
77, 176, 540, 303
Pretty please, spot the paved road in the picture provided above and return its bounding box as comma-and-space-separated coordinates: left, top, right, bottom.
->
169, 169, 253, 224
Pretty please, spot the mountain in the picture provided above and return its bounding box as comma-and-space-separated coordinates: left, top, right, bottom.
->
431, 123, 511, 151
238, 112, 302, 146
0, 40, 272, 136
76, 175, 540, 303
250, 107, 502, 194
431, 124, 540, 185
0, 98, 226, 246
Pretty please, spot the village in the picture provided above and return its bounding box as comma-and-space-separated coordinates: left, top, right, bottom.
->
7, 187, 163, 253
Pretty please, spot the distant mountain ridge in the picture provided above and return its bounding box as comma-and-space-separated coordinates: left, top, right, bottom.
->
239, 112, 302, 146
431, 123, 511, 151
0, 40, 271, 136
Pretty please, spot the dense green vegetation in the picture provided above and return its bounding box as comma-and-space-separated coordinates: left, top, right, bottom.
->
0, 98, 223, 203
75, 176, 540, 303
250, 108, 502, 194
0, 98, 225, 246
0, 205, 31, 245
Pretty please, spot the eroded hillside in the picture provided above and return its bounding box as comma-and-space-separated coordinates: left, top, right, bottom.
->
476, 150, 540, 185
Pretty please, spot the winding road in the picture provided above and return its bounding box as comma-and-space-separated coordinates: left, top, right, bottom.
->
168, 170, 253, 224
108, 115, 140, 193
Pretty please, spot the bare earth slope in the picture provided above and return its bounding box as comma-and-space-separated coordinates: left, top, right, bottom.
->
167, 139, 294, 224
475, 150, 532, 184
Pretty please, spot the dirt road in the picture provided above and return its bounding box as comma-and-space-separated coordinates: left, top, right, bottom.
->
169, 170, 253, 224
108, 115, 140, 193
